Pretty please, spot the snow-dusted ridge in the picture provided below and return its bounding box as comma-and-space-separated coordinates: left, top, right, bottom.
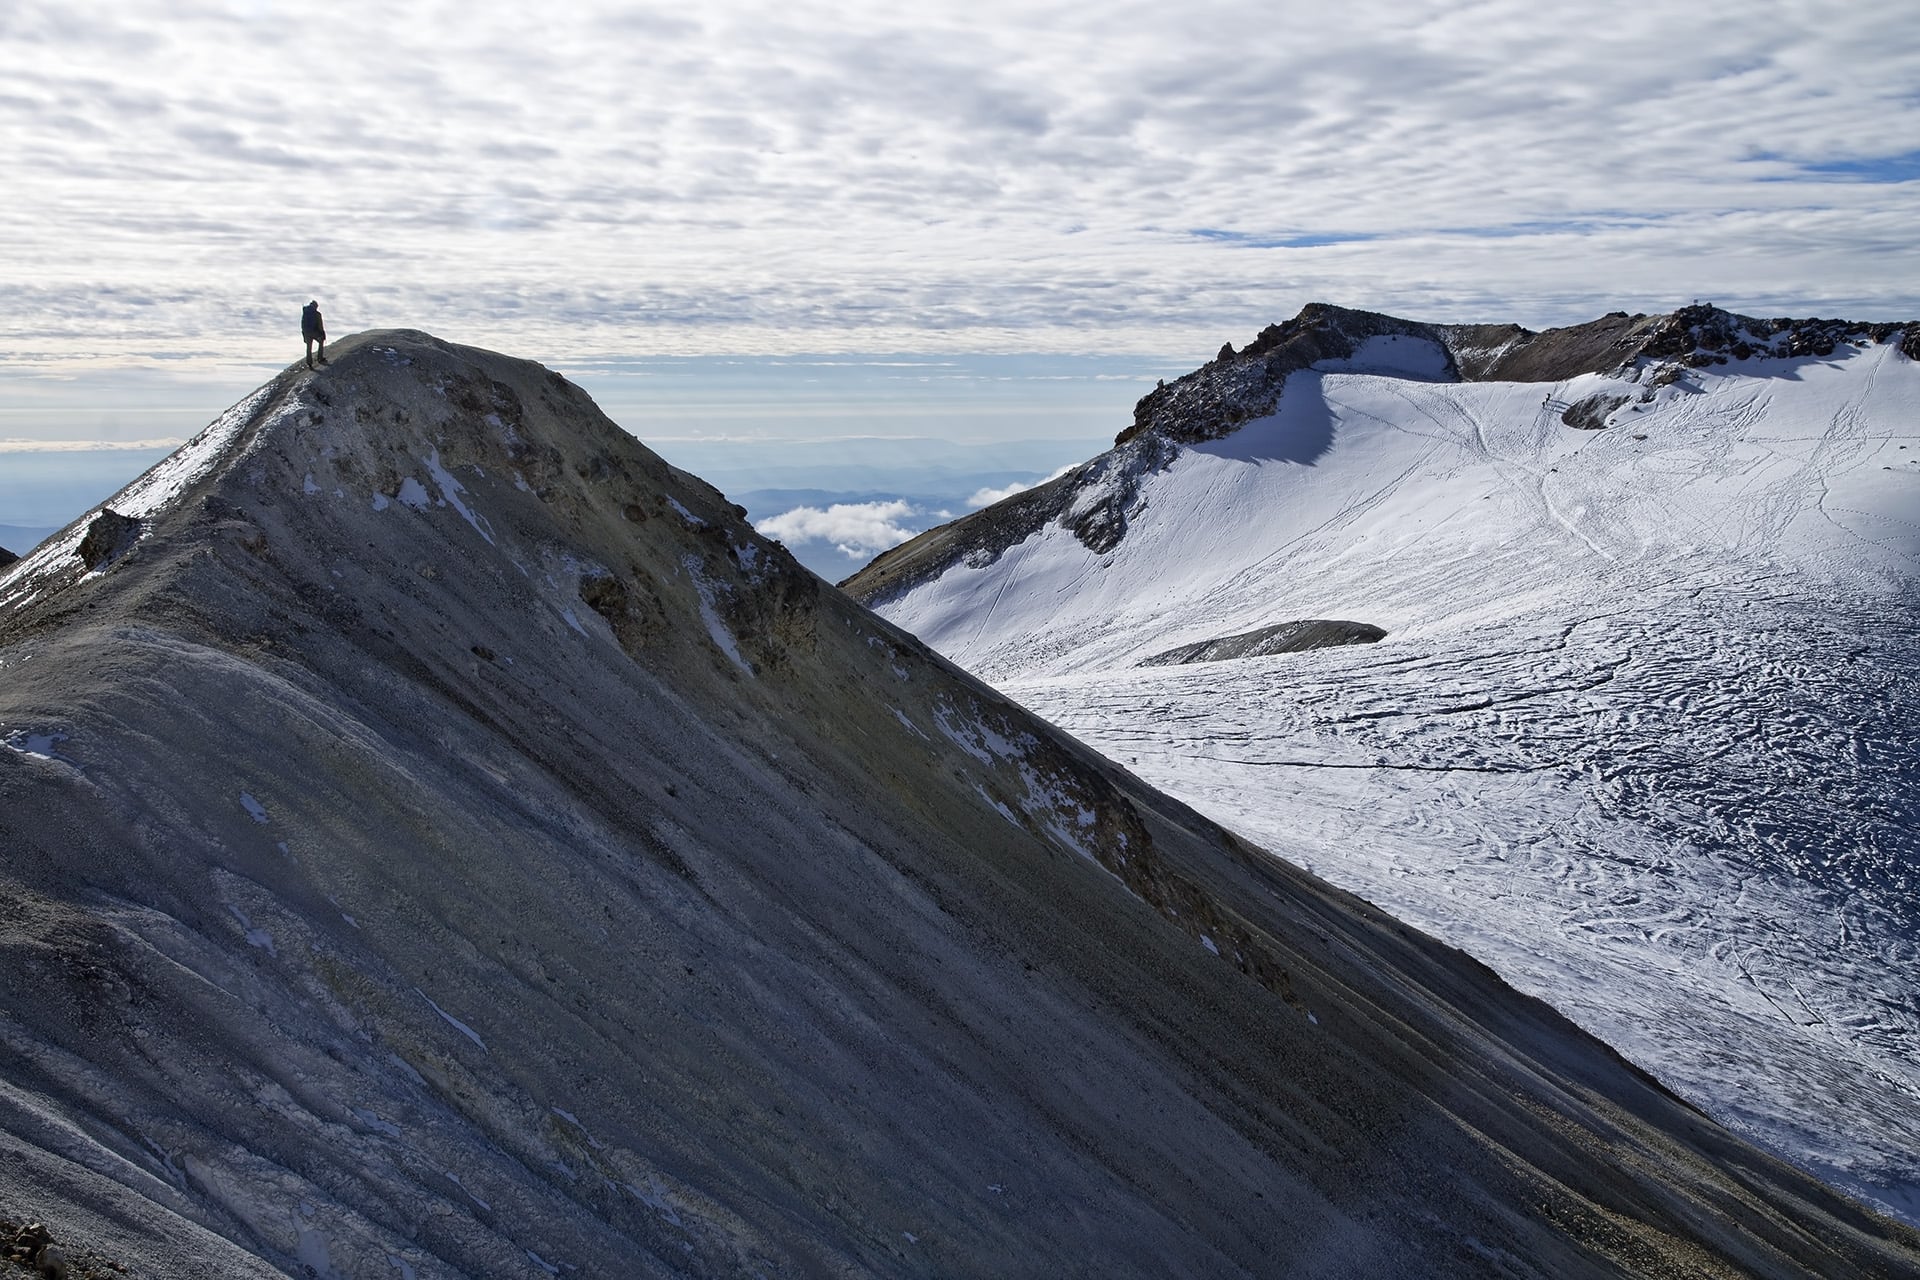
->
847, 301, 1918, 601
850, 303, 1920, 1225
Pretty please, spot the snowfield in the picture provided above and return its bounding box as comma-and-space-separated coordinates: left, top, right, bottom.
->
876, 335, 1920, 1222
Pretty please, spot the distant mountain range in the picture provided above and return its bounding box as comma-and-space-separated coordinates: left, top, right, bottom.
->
5, 329, 1915, 1276
847, 302, 1920, 1226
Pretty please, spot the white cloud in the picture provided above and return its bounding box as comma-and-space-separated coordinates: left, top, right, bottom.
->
967, 464, 1076, 509
0, 437, 185, 452
755, 499, 920, 558
2, 1, 1918, 366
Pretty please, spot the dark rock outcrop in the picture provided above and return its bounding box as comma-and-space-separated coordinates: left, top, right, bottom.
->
2, 1216, 121, 1280
1561, 393, 1633, 431
1141, 619, 1387, 666
75, 509, 140, 570
0, 546, 16, 568
1448, 311, 1658, 382
1640, 302, 1914, 368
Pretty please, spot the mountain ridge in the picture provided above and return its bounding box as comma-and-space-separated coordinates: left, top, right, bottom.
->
843, 301, 1918, 598
3, 331, 1917, 1276
1125, 301, 1920, 450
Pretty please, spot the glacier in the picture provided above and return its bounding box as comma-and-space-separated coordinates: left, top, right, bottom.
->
865, 323, 1920, 1223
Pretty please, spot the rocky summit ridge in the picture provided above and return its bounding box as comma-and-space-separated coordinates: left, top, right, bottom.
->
1123, 301, 1920, 449
844, 301, 1919, 600
2, 331, 1917, 1278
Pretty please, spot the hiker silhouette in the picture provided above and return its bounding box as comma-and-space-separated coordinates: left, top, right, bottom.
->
302, 300, 328, 369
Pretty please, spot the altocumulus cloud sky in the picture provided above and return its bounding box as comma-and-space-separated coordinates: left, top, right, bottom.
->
4, 0, 1920, 367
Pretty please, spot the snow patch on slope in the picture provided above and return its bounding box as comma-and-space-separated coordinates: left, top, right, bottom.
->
421, 448, 495, 545
682, 555, 750, 674
1320, 333, 1454, 380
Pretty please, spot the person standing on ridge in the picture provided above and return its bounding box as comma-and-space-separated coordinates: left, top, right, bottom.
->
302, 299, 327, 369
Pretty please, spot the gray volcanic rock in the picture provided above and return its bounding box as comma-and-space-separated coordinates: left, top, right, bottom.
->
845, 302, 1917, 603
1560, 393, 1633, 431
1642, 301, 1920, 366
1, 1214, 128, 1279
0, 547, 15, 569
75, 509, 141, 571
3, 331, 1918, 1278
1141, 620, 1386, 666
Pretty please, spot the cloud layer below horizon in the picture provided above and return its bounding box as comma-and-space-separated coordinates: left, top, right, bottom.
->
6, 0, 1919, 363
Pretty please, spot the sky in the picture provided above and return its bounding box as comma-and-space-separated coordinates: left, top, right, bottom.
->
4, 0, 1919, 569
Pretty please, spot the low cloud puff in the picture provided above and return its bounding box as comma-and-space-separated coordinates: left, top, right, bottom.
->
0, 437, 186, 452
756, 499, 920, 559
967, 464, 1076, 509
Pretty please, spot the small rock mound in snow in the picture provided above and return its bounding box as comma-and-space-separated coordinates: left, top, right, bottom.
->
1140, 620, 1387, 666
1560, 392, 1633, 431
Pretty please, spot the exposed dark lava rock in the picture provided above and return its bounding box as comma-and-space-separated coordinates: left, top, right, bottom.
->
74, 510, 140, 570
1561, 393, 1633, 431
1140, 620, 1388, 666
1640, 303, 1910, 368
0, 547, 16, 569
0, 1216, 121, 1280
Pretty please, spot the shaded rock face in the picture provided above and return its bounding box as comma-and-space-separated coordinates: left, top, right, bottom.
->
1561, 393, 1633, 431
75, 510, 140, 570
2, 1215, 121, 1279
1140, 620, 1387, 667
843, 302, 1917, 604
0, 546, 15, 569
1643, 302, 1918, 367
2, 332, 1919, 1279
